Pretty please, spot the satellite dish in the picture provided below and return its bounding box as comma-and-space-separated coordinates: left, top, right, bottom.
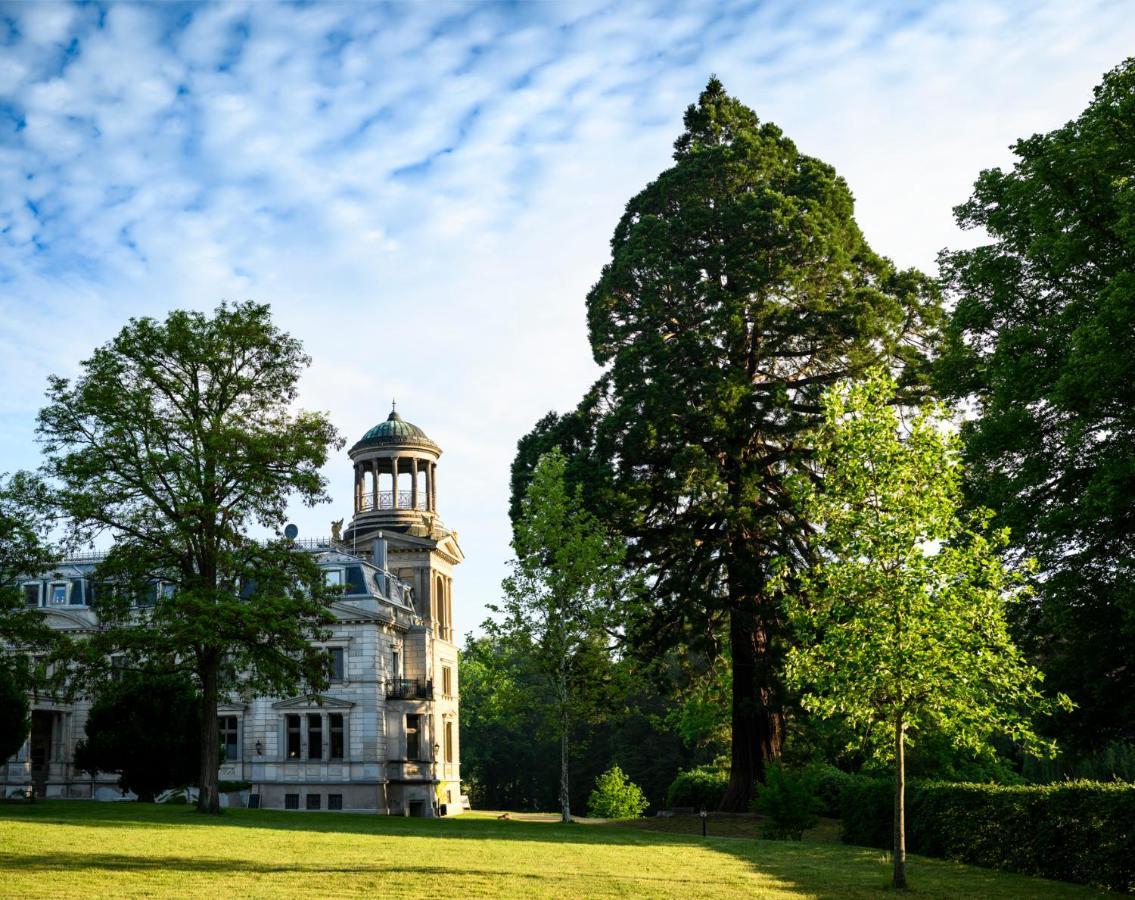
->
284, 523, 299, 540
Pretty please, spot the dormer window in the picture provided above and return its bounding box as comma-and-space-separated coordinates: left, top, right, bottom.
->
49, 583, 68, 605
324, 569, 344, 588
23, 583, 41, 607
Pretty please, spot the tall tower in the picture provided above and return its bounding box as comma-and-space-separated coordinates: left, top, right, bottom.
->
343, 406, 462, 811
343, 404, 462, 643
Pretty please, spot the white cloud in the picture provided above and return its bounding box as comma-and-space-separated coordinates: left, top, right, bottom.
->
0, 0, 1131, 638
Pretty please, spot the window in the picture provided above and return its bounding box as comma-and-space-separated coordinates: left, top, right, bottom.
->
442, 666, 452, 696
405, 714, 420, 760
324, 569, 344, 587
219, 716, 239, 761
306, 794, 321, 810
49, 583, 68, 605
445, 721, 453, 763
307, 714, 323, 760
329, 713, 344, 760
329, 647, 345, 682
328, 793, 343, 811
286, 714, 301, 759
70, 578, 87, 606
23, 583, 40, 608
285, 793, 299, 810
391, 649, 401, 679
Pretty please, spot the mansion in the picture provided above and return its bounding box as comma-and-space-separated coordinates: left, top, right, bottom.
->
1, 408, 463, 815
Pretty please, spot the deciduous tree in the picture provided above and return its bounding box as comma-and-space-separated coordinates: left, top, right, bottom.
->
489, 449, 629, 823
785, 370, 1063, 889
937, 58, 1135, 745
36, 301, 342, 813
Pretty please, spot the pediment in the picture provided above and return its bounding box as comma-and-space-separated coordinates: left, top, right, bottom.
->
217, 701, 247, 713
272, 694, 355, 710
436, 534, 464, 563
40, 609, 96, 630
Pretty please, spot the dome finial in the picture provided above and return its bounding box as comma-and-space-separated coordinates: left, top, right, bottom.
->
388, 398, 401, 422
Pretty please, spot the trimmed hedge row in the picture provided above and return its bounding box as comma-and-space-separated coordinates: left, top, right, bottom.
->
840, 778, 1135, 893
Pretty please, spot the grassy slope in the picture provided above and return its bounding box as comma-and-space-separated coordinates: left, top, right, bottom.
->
0, 802, 1109, 898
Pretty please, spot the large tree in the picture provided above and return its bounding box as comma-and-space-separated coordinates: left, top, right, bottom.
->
517, 79, 940, 809
489, 449, 628, 822
785, 370, 1062, 889
36, 302, 342, 813
937, 58, 1135, 745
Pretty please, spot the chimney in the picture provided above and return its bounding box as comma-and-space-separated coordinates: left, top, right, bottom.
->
372, 532, 388, 570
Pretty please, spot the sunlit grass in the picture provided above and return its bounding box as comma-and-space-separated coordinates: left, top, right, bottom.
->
0, 801, 1108, 898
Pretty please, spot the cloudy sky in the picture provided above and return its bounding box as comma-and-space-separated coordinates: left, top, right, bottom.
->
1, 0, 1130, 638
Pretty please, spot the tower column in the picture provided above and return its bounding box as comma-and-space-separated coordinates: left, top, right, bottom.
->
372, 458, 379, 510
411, 457, 419, 510
392, 456, 400, 509
430, 463, 437, 511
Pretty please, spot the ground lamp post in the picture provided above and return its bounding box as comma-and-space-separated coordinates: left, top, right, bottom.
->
700, 808, 707, 837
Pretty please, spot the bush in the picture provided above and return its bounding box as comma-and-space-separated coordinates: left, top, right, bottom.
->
796, 762, 852, 818
752, 764, 820, 840
839, 778, 1135, 892
588, 765, 649, 819
666, 765, 728, 811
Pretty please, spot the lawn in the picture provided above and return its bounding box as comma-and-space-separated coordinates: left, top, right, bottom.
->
0, 802, 1110, 898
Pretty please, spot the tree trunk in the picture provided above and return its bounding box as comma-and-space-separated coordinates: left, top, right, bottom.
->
893, 715, 907, 890
559, 711, 571, 824
197, 655, 221, 814
719, 593, 782, 812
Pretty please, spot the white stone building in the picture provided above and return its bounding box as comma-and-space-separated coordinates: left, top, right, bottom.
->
1, 408, 463, 815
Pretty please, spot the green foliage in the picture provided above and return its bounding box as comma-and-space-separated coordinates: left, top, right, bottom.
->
787, 370, 1062, 764
752, 763, 820, 840
488, 449, 631, 822
795, 762, 852, 818
74, 670, 201, 802
587, 765, 649, 819
0, 661, 30, 762
514, 77, 941, 810
35, 302, 342, 813
666, 765, 729, 811
1022, 740, 1135, 784
937, 58, 1135, 746
840, 779, 1135, 893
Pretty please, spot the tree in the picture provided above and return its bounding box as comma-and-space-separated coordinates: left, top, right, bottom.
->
74, 670, 201, 802
0, 472, 61, 759
937, 58, 1135, 746
587, 765, 648, 819
489, 449, 629, 822
785, 370, 1063, 889
36, 302, 343, 813
518, 78, 940, 809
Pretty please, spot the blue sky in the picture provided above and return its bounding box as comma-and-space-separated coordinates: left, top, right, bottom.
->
1, 0, 1131, 639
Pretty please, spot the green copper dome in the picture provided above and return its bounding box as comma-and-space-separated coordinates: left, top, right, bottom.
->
351, 408, 440, 454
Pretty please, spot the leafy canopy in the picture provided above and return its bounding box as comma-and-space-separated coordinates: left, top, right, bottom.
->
785, 370, 1065, 761
937, 57, 1135, 744
35, 301, 343, 812
588, 765, 649, 819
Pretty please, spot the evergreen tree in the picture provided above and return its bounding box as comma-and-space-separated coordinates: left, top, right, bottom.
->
518, 78, 940, 809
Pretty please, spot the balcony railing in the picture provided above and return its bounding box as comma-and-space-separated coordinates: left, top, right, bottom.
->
358, 491, 428, 512
386, 678, 433, 700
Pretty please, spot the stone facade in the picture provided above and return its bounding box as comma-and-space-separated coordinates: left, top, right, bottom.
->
0, 408, 463, 815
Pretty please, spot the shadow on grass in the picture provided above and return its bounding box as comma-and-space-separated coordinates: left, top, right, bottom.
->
0, 802, 1106, 898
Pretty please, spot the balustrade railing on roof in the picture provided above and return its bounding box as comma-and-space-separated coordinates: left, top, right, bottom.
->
357, 490, 427, 512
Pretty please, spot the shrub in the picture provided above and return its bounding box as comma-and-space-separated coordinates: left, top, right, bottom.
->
752, 764, 820, 840
666, 765, 728, 811
588, 765, 649, 819
796, 762, 852, 818
839, 778, 1135, 892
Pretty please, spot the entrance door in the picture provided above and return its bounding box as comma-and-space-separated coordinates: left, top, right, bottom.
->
30, 711, 54, 799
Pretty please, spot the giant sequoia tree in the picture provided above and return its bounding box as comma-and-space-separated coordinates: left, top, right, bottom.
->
516, 79, 940, 809
37, 302, 342, 813
938, 58, 1135, 744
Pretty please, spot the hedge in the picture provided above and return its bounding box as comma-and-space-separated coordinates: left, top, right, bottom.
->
666, 765, 728, 811
840, 777, 1135, 893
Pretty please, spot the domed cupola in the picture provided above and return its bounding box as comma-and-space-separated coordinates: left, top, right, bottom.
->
347, 404, 441, 529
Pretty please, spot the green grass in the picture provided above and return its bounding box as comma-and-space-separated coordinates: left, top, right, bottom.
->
0, 801, 1110, 898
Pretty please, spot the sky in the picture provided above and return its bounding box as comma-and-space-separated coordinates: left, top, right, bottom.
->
1, 0, 1131, 642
